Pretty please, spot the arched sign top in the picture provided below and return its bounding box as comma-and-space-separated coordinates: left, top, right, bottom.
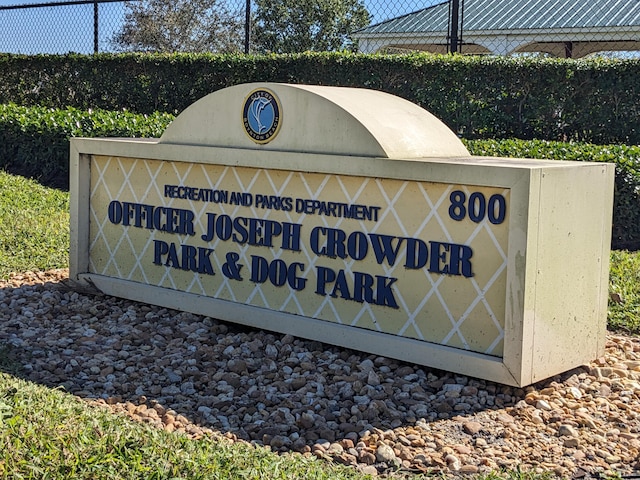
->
159, 83, 469, 159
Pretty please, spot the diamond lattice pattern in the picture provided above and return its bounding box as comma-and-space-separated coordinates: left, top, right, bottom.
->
89, 156, 509, 357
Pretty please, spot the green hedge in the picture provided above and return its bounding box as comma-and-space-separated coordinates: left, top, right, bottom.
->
0, 104, 173, 188
0, 52, 639, 144
0, 104, 637, 250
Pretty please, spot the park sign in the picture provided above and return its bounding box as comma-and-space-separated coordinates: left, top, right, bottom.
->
70, 83, 614, 387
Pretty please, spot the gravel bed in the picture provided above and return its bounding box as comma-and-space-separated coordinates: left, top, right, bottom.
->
1, 269, 639, 478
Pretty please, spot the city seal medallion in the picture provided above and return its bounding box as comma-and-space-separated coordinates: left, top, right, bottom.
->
242, 88, 282, 144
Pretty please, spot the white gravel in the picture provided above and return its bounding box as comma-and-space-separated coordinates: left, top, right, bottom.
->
1, 269, 639, 478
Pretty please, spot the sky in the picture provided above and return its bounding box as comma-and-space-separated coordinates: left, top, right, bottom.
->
0, 0, 442, 54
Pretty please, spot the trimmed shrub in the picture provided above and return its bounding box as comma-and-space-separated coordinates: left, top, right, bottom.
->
0, 104, 173, 188
0, 52, 638, 144
0, 104, 637, 249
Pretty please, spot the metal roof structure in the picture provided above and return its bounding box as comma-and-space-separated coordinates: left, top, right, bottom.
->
354, 0, 640, 57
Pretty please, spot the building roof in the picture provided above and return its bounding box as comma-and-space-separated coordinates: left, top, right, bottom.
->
355, 0, 640, 57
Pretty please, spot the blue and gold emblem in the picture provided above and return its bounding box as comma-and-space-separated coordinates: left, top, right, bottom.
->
242, 88, 282, 144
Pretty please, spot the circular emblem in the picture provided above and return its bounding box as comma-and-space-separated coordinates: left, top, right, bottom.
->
242, 88, 282, 144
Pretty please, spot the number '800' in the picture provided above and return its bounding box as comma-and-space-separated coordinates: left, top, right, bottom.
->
448, 190, 506, 225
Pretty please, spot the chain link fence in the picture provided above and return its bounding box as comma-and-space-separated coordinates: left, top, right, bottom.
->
356, 0, 640, 58
0, 0, 639, 57
0, 0, 127, 54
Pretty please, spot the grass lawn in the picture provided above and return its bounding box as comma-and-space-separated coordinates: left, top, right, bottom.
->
0, 171, 69, 276
609, 249, 640, 333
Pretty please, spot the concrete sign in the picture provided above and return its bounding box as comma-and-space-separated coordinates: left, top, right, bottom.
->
70, 83, 614, 387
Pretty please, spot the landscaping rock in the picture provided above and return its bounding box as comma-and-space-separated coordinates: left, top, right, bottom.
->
2, 269, 640, 478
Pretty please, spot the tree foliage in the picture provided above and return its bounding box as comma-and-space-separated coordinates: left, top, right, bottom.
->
112, 0, 243, 53
252, 0, 370, 53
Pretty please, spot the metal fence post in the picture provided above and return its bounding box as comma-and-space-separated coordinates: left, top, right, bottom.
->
448, 0, 461, 54
244, 0, 251, 54
93, 0, 98, 53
